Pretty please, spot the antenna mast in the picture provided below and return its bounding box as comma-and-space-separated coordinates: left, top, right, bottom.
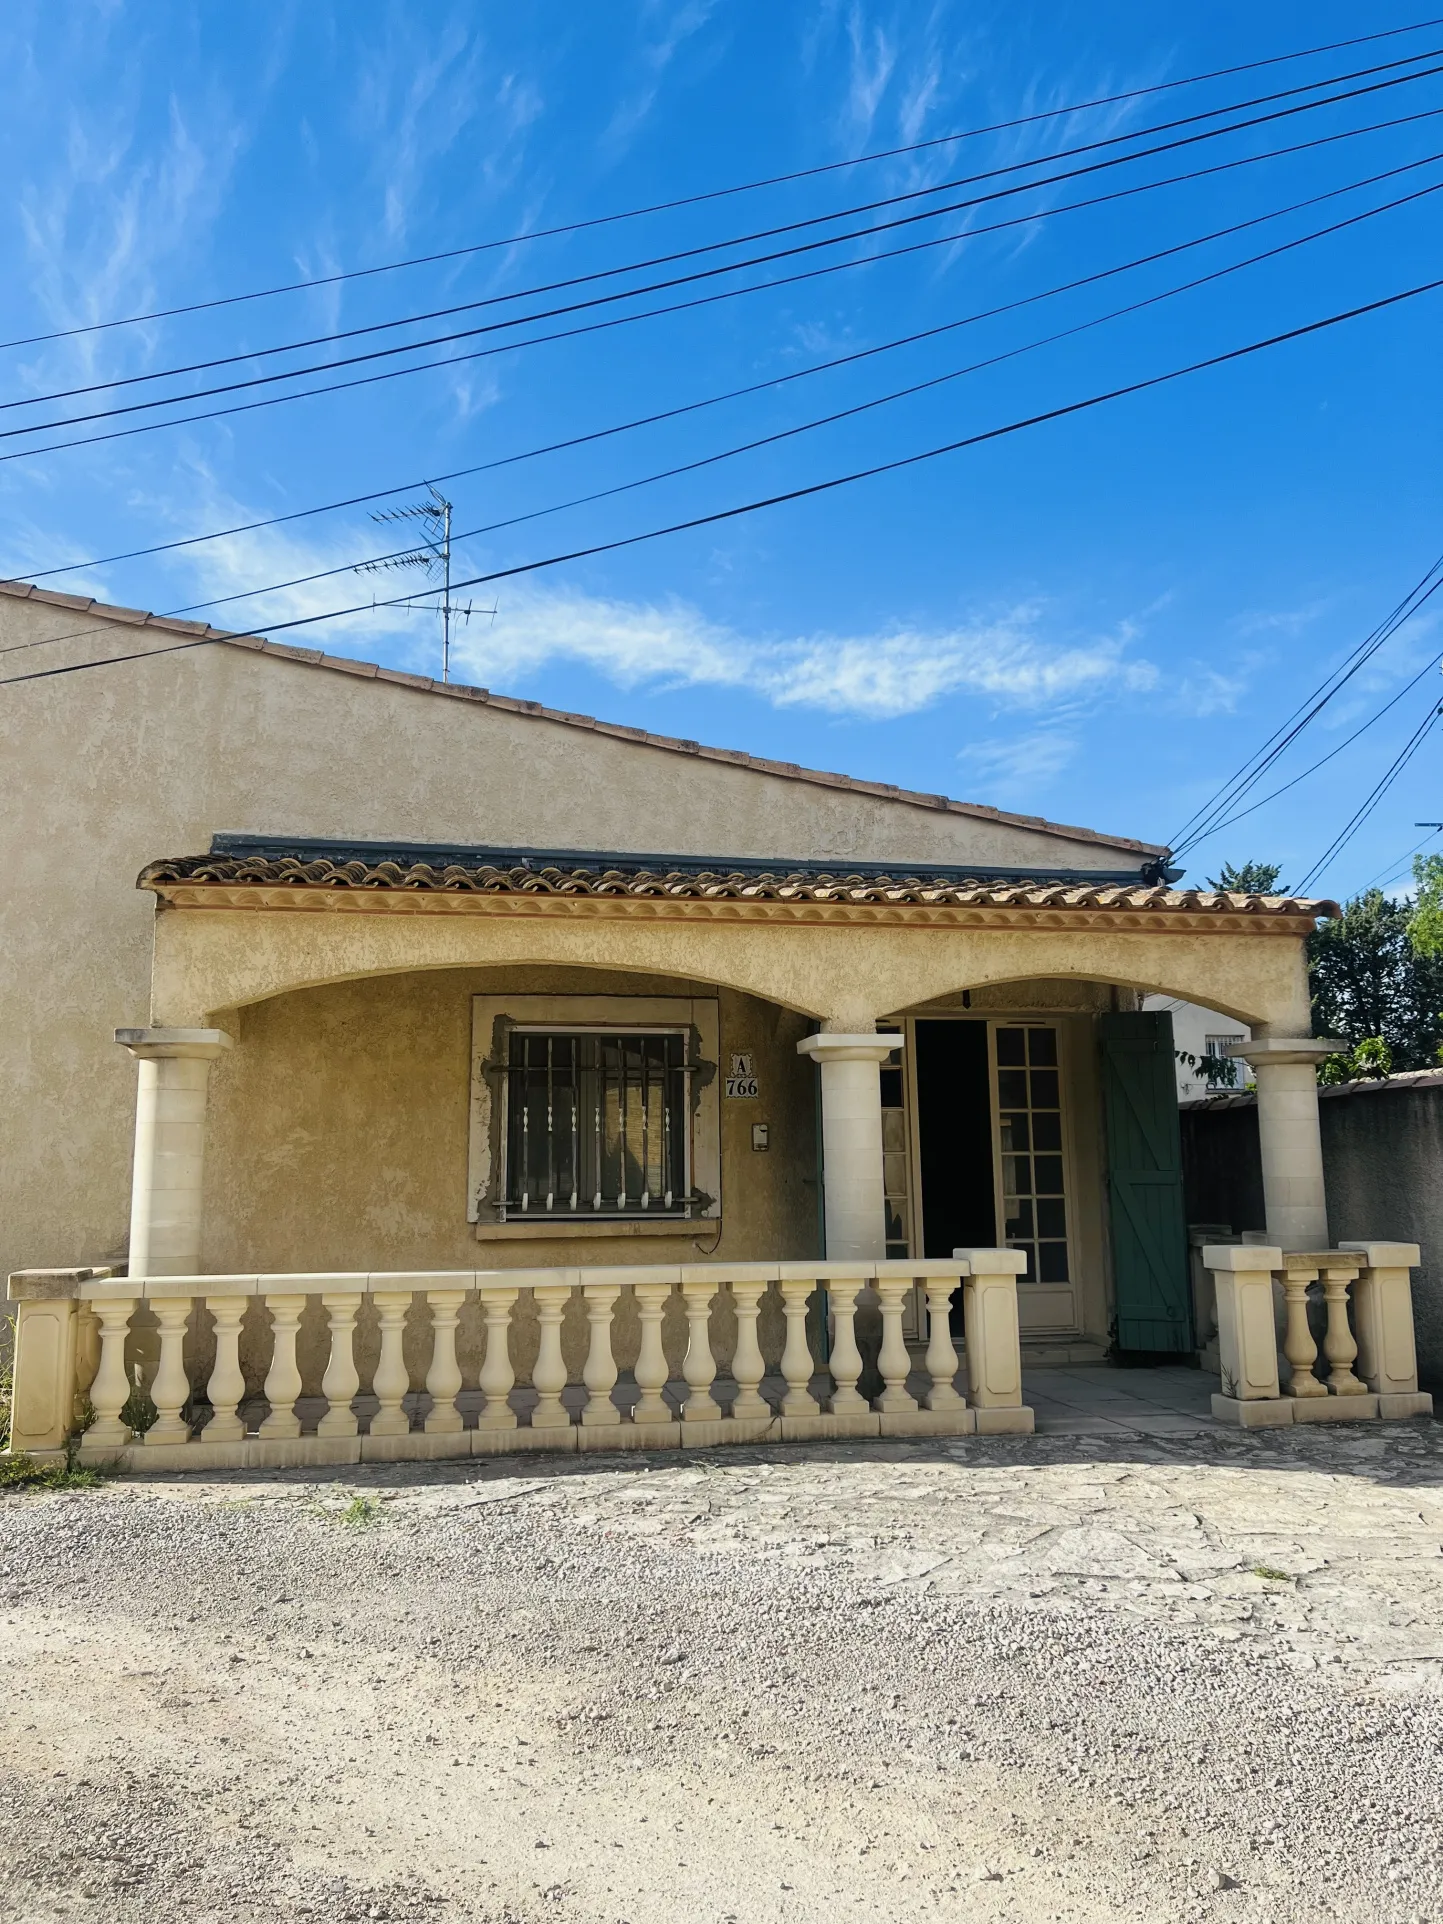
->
353, 485, 471, 682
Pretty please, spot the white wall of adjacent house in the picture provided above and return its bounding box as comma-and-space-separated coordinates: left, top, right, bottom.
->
1141, 995, 1252, 1103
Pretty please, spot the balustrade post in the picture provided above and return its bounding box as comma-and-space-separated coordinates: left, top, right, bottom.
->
730, 1279, 769, 1419
956, 1249, 1032, 1431
531, 1278, 574, 1430
369, 1291, 413, 1437
86, 1297, 138, 1446
777, 1275, 818, 1416
580, 1282, 622, 1426
920, 1267, 965, 1411
4, 1272, 96, 1454
476, 1286, 518, 1430
260, 1294, 306, 1439
679, 1275, 723, 1422
1278, 1262, 1325, 1398
1319, 1258, 1367, 1396
318, 1294, 362, 1437
424, 1290, 467, 1434
145, 1295, 194, 1445
203, 1295, 248, 1442
873, 1272, 917, 1414
632, 1281, 673, 1423
1341, 1241, 1433, 1414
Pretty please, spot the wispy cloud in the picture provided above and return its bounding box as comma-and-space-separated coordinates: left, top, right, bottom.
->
602, 0, 720, 157
957, 727, 1079, 794
136, 482, 1159, 724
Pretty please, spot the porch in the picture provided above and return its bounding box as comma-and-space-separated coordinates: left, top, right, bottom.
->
2, 840, 1433, 1464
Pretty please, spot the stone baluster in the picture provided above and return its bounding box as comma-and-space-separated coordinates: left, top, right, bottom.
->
318, 1294, 362, 1437
873, 1271, 917, 1414
204, 1295, 249, 1442
424, 1290, 467, 1435
632, 1281, 673, 1423
260, 1294, 306, 1439
476, 1285, 518, 1431
86, 1297, 138, 1446
531, 1277, 574, 1430
145, 1294, 195, 1445
1278, 1261, 1325, 1399
821, 1266, 868, 1415
369, 1291, 413, 1437
1341, 1241, 1433, 1415
1319, 1258, 1367, 1397
679, 1274, 723, 1422
580, 1282, 622, 1427
777, 1275, 818, 1416
729, 1276, 770, 1419
919, 1264, 965, 1411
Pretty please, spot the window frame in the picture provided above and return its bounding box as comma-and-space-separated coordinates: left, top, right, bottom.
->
468, 996, 721, 1236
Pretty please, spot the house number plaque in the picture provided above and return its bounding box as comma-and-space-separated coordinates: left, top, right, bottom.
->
725, 1051, 760, 1099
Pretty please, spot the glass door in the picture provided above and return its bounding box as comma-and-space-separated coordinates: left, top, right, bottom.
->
991, 1022, 1078, 1331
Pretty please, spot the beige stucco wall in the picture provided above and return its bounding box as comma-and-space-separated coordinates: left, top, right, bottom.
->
202, 966, 818, 1273
0, 601, 1158, 1282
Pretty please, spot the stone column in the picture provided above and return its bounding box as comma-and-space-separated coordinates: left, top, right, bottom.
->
796, 1031, 901, 1261
1225, 1036, 1341, 1251
116, 1027, 233, 1278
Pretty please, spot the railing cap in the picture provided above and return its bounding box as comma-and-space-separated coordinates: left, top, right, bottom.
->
8, 1267, 113, 1300
1202, 1244, 1283, 1272
1338, 1240, 1422, 1268
952, 1247, 1029, 1276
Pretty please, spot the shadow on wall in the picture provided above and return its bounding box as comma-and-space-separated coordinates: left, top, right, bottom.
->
1180, 1074, 1443, 1388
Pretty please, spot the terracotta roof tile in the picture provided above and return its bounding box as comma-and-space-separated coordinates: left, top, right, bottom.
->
137, 848, 1336, 917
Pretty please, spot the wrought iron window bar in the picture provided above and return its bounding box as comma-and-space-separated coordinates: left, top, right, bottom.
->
496, 1027, 697, 1220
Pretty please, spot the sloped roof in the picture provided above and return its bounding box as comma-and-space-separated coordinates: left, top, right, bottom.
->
0, 575, 1164, 857
138, 846, 1336, 918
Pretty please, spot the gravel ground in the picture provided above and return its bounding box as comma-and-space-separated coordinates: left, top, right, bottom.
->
3, 1422, 1443, 1924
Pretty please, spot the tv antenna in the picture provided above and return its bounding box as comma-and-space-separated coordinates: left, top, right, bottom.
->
352, 485, 494, 682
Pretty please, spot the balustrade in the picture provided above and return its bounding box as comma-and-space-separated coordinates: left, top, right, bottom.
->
6, 1256, 1038, 1469
1206, 1243, 1433, 1426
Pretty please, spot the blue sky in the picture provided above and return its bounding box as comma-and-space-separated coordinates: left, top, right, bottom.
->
1, 1, 1440, 894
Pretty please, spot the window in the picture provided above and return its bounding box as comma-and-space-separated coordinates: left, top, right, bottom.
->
879, 1032, 911, 1259
1204, 1032, 1245, 1059
994, 1025, 1070, 1285
500, 1029, 693, 1219
469, 996, 721, 1232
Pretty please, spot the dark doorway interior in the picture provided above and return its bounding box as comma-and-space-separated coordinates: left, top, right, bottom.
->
915, 1019, 997, 1258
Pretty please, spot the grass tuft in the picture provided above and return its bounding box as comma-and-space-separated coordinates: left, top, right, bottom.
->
338, 1493, 382, 1528
1252, 1564, 1294, 1583
0, 1452, 103, 1492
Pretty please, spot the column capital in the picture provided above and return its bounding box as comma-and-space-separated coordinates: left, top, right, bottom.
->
797, 1032, 903, 1064
1223, 1035, 1342, 1067
116, 1026, 233, 1062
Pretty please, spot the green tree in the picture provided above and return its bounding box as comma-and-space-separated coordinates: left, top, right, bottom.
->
1309, 887, 1443, 1071
1207, 861, 1287, 894
1408, 852, 1443, 958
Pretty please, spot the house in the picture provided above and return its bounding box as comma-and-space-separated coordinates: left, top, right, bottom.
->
1141, 995, 1252, 1101
1, 577, 1427, 1465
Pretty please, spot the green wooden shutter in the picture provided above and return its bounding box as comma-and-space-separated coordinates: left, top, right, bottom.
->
1099, 1011, 1193, 1353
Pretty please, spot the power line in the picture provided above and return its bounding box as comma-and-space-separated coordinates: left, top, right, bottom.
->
5, 14, 1440, 356
8, 44, 1439, 423
1360, 826, 1442, 891
1170, 548, 1443, 851
1294, 698, 1443, 892
9, 95, 1441, 471
26, 164, 1424, 646
17, 146, 1443, 592
5, 272, 1440, 690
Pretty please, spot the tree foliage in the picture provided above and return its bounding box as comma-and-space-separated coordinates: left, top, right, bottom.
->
1408, 853, 1443, 958
1207, 861, 1286, 894
1308, 887, 1443, 1071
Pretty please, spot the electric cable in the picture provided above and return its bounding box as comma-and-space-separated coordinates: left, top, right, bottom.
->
1171, 549, 1443, 850
16, 146, 1443, 590
1294, 698, 1443, 891
8, 43, 1440, 420
8, 96, 1441, 470
1360, 826, 1442, 891
5, 14, 1439, 356
39, 168, 1429, 640
4, 272, 1440, 690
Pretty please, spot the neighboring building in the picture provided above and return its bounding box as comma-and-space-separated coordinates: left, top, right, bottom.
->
1142, 995, 1252, 1101
1, 576, 1366, 1455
